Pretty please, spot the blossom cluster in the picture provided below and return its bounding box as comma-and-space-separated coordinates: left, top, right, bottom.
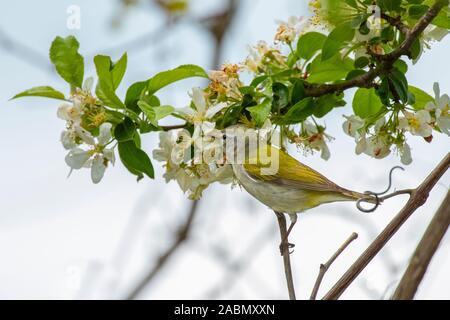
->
14, 0, 450, 199
57, 78, 115, 183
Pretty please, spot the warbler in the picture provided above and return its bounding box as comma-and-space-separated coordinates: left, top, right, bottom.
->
230, 144, 377, 221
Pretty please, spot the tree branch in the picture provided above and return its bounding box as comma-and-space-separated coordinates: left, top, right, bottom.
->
275, 212, 296, 300
304, 0, 448, 97
310, 232, 358, 300
322, 152, 450, 300
391, 190, 450, 300
380, 13, 410, 35
125, 200, 199, 299
0, 28, 52, 73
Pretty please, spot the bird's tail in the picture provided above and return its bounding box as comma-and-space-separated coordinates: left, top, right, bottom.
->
341, 189, 379, 204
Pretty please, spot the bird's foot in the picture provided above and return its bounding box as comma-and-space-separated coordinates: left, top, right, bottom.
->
279, 242, 295, 255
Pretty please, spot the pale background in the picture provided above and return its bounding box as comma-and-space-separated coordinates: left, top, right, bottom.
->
0, 0, 449, 299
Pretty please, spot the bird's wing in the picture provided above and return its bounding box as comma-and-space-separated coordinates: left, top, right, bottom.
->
243, 145, 343, 193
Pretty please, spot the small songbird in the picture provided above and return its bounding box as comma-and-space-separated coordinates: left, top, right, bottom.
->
230, 143, 378, 239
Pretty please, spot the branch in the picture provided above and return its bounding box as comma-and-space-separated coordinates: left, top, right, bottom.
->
304, 0, 448, 97
380, 13, 410, 35
310, 232, 358, 300
160, 124, 187, 131
0, 28, 52, 73
203, 222, 275, 298
274, 212, 296, 300
322, 152, 450, 300
391, 190, 450, 300
125, 200, 199, 299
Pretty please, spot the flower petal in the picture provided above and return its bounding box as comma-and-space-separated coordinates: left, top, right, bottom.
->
98, 122, 112, 145
400, 143, 412, 165
60, 130, 77, 150
83, 77, 94, 92
65, 148, 90, 169
433, 82, 440, 101
205, 102, 228, 119
91, 155, 106, 184
75, 126, 95, 145
190, 87, 206, 114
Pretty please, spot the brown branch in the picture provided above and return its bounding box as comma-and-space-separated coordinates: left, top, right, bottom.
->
304, 0, 448, 97
275, 212, 296, 300
392, 190, 450, 300
160, 124, 187, 131
125, 200, 199, 299
310, 232, 358, 300
0, 28, 52, 73
322, 152, 450, 300
203, 222, 275, 298
380, 13, 410, 35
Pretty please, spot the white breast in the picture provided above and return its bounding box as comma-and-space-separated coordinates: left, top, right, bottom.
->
232, 164, 310, 214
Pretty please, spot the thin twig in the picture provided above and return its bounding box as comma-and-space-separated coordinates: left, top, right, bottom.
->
392, 190, 450, 300
322, 152, 450, 300
274, 212, 296, 300
125, 200, 199, 299
310, 232, 358, 300
160, 124, 187, 131
380, 13, 410, 35
0, 28, 52, 73
203, 222, 275, 299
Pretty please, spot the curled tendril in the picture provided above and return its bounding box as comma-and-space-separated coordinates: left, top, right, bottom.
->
356, 166, 405, 213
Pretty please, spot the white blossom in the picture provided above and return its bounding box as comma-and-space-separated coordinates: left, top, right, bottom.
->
399, 142, 412, 165
178, 88, 228, 124
425, 82, 450, 136
64, 123, 115, 184
399, 110, 433, 137
304, 122, 332, 160
342, 115, 365, 138
274, 16, 309, 43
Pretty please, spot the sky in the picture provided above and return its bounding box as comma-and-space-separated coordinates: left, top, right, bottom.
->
0, 0, 449, 299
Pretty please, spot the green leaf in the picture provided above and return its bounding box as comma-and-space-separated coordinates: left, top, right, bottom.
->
389, 69, 409, 103
125, 81, 148, 112
11, 86, 66, 100
313, 94, 346, 118
147, 64, 208, 94
49, 36, 84, 89
114, 117, 136, 142
353, 88, 383, 118
247, 98, 272, 127
346, 69, 366, 80
432, 6, 450, 28
378, 0, 402, 12
138, 101, 174, 126
393, 60, 408, 74
408, 4, 429, 18
345, 0, 358, 8
291, 79, 306, 104
409, 86, 434, 110
279, 98, 314, 124
354, 56, 369, 69
118, 140, 154, 180
218, 103, 245, 129
94, 55, 125, 109
297, 32, 327, 61
322, 23, 355, 61
308, 54, 354, 83
271, 82, 289, 112
111, 53, 128, 90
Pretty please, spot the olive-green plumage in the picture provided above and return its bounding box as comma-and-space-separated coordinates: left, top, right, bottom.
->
232, 145, 373, 215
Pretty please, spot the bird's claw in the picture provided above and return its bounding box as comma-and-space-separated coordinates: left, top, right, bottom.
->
279, 242, 295, 255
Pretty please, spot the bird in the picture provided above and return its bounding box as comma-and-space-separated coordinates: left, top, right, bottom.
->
228, 142, 379, 249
